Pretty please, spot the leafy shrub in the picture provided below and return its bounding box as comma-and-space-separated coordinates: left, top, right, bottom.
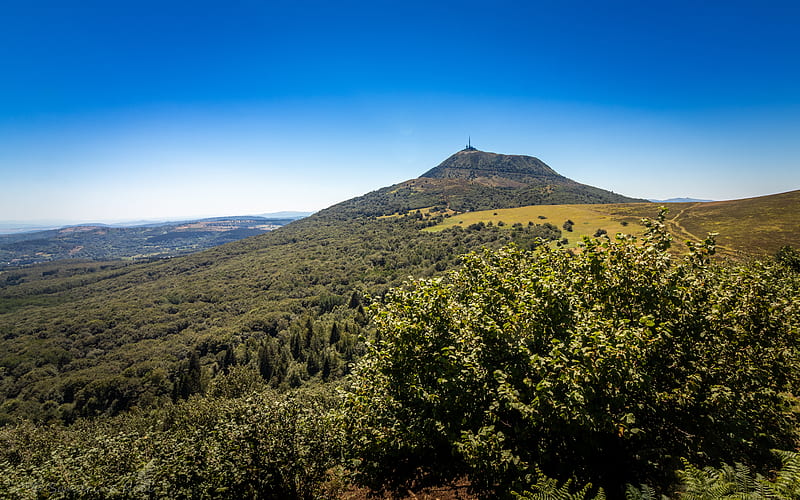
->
0, 388, 343, 499
343, 210, 800, 496
776, 245, 800, 272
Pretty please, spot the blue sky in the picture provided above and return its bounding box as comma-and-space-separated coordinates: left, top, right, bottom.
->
1, 0, 798, 223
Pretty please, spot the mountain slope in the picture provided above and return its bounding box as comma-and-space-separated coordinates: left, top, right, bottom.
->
0, 148, 796, 497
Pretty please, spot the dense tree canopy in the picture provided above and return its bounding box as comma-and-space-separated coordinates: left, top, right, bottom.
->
0, 212, 562, 425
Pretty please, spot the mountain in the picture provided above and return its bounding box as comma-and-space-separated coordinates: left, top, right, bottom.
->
0, 148, 644, 423
326, 149, 644, 220
0, 148, 797, 497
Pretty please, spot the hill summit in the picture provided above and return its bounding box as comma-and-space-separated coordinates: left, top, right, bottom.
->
420, 149, 564, 186
320, 148, 645, 219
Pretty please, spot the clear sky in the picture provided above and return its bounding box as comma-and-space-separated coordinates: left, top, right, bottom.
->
1, 0, 799, 223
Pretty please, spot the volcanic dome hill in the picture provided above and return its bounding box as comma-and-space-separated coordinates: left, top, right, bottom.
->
323, 149, 644, 220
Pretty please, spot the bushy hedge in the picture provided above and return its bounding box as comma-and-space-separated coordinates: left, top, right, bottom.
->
343, 211, 800, 496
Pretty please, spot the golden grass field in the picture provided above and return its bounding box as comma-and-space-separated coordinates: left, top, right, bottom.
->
425, 189, 800, 259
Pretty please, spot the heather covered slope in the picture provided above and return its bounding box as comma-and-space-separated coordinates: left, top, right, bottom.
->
666, 189, 800, 256
426, 189, 800, 258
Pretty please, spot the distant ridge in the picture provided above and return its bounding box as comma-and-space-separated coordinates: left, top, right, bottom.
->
0, 215, 304, 268
0, 212, 311, 235
257, 211, 313, 218
649, 197, 714, 203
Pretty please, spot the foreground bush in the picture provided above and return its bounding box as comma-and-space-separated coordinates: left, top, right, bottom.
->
0, 384, 343, 499
343, 211, 800, 497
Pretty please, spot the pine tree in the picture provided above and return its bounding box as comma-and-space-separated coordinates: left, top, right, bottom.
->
221, 346, 236, 374
348, 290, 361, 308
186, 351, 202, 395
304, 317, 314, 348
290, 331, 303, 360
330, 322, 341, 344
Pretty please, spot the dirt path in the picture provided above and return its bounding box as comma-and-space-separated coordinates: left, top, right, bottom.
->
664, 203, 701, 245
664, 203, 736, 256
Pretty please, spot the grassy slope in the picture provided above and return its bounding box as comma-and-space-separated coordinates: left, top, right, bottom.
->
672, 190, 800, 257
426, 189, 800, 258
426, 203, 648, 242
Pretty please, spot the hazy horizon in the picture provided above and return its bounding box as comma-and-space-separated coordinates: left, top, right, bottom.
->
0, 211, 315, 235
2, 1, 798, 223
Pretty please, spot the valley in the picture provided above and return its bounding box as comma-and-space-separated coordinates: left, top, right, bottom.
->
0, 215, 305, 269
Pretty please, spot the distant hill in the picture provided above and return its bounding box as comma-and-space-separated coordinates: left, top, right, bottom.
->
0, 212, 314, 235
0, 222, 71, 234
649, 197, 713, 203
257, 211, 314, 218
0, 215, 304, 268
326, 149, 644, 219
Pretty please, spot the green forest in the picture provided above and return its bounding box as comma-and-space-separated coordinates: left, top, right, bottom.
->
0, 209, 561, 426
